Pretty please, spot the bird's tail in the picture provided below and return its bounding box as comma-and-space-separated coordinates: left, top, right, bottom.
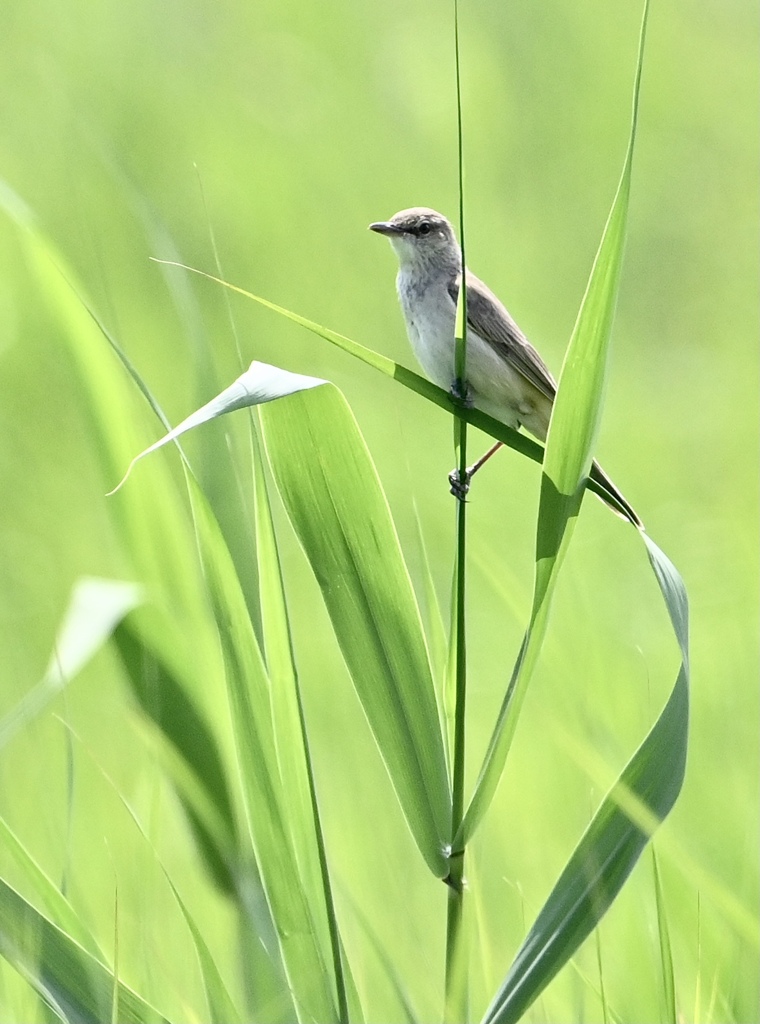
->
589, 460, 643, 529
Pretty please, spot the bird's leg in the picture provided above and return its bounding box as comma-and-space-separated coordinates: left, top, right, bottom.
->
449, 442, 504, 499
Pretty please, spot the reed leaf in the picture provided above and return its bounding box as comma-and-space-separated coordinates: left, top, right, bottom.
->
477, 5, 690, 1018
259, 384, 452, 876
0, 877, 169, 1024
457, 0, 651, 853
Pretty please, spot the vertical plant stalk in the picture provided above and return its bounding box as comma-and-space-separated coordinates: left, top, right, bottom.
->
444, 0, 469, 1020
454, 0, 651, 853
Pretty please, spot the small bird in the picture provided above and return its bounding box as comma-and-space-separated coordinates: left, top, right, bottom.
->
369, 207, 641, 527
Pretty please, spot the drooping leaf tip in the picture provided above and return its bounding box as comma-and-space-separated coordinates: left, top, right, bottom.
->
106, 455, 142, 496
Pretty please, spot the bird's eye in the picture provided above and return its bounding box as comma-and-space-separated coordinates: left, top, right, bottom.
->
417, 221, 432, 236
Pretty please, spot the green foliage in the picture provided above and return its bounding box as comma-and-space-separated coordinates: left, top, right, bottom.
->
260, 384, 452, 877
0, 877, 167, 1024
0, 1, 756, 1023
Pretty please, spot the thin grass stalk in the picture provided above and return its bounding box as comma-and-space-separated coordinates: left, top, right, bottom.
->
694, 892, 702, 1024
444, 497, 468, 1024
291, 656, 348, 1024
594, 927, 609, 1024
110, 887, 119, 1024
444, 1, 469, 1020
652, 847, 676, 1024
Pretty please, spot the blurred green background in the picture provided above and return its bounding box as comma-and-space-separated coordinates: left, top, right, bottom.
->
0, 0, 757, 1021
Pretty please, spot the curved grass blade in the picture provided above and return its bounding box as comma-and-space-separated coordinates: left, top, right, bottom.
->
148, 257, 638, 521
0, 815, 103, 962
0, 192, 342, 1022
70, 729, 245, 1024
471, 4, 687, 1016
457, 0, 651, 851
482, 666, 687, 1024
111, 614, 241, 897
114, 356, 452, 877
495, 541, 687, 1024
146, 262, 543, 466
0, 578, 142, 751
0, 180, 223, 708
410, 499, 450, 754
186, 473, 339, 1023
108, 361, 327, 494
342, 888, 421, 1024
259, 384, 452, 877
166, 880, 242, 1024
0, 877, 168, 1024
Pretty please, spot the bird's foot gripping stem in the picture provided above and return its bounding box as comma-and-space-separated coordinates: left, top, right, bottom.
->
449, 379, 473, 408
448, 466, 472, 501
448, 442, 504, 501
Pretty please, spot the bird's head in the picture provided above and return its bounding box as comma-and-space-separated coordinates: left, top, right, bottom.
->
369, 208, 460, 272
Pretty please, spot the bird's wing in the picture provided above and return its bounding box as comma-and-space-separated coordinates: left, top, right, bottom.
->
448, 272, 557, 401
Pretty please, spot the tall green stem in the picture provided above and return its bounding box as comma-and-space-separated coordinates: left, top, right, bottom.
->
444, 0, 469, 1019
444, 468, 469, 1023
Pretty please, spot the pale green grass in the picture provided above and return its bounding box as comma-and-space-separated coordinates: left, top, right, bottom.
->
0, 0, 757, 1022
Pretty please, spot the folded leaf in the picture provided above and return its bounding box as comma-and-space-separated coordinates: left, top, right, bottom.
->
108, 361, 327, 493
0, 578, 142, 751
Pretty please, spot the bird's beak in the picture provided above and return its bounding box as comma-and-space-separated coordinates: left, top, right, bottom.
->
369, 221, 404, 236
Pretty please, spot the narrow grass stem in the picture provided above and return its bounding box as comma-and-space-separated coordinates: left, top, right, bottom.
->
453, 3, 467, 389
451, 444, 468, 835
444, 447, 469, 1023
444, 846, 467, 1024
444, 2, 469, 1019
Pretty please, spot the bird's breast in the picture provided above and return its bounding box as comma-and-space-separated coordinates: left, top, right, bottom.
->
397, 272, 458, 390
395, 268, 549, 437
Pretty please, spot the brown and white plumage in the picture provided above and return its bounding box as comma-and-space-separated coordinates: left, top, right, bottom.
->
370, 206, 641, 527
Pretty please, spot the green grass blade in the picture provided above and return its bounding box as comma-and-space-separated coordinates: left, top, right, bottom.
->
642, 533, 689, 666
0, 578, 142, 751
343, 891, 420, 1024
446, 319, 471, 1019
446, 5, 472, 1013
166, 881, 243, 1024
111, 615, 241, 896
410, 499, 449, 711
457, 0, 650, 850
110, 888, 120, 1024
108, 361, 327, 494
259, 384, 452, 877
251, 420, 351, 1024
149, 259, 543, 465
652, 848, 677, 1024
593, 929, 609, 1024
186, 474, 339, 1023
147, 257, 637, 521
0, 815, 103, 962
135, 736, 293, 1020
0, 186, 214, 645
0, 876, 168, 1024
483, 518, 690, 1022
482, 665, 687, 1024
0, 191, 342, 1021
61, 717, 247, 1024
